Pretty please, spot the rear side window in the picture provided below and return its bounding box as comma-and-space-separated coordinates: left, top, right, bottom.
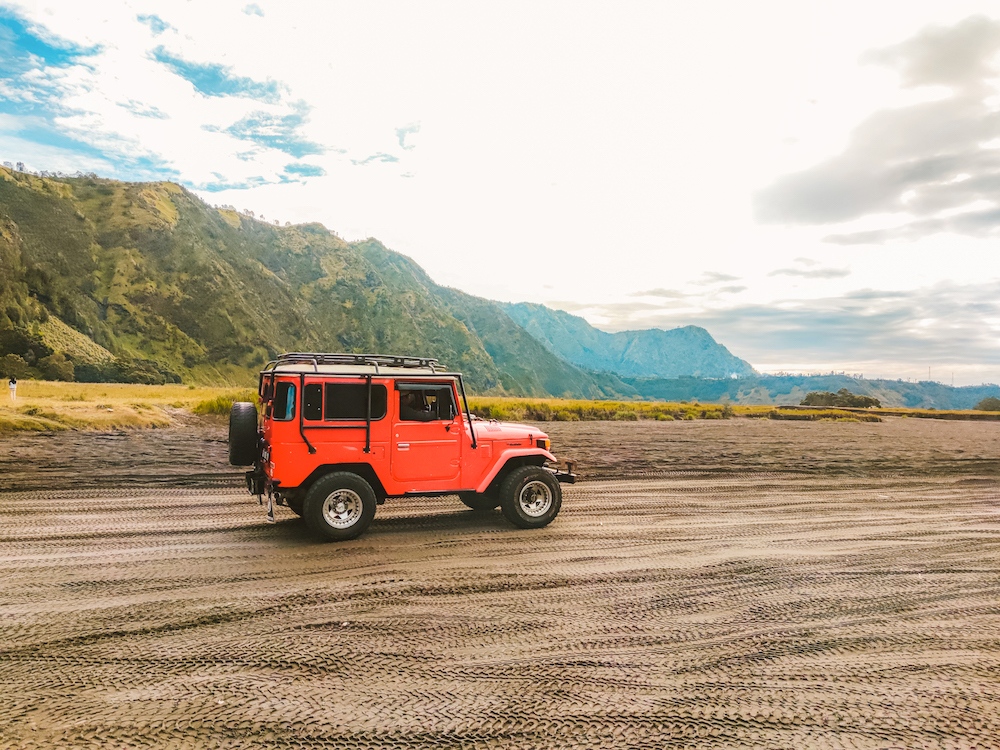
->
325, 383, 387, 420
304, 383, 323, 420
271, 382, 296, 421
301, 382, 388, 421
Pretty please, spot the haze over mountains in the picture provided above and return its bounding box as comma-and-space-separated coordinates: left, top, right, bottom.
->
1, 168, 997, 409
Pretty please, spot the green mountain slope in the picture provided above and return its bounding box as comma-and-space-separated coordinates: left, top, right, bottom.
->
0, 168, 632, 395
502, 301, 756, 378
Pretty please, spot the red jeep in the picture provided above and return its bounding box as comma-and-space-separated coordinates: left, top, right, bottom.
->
229, 353, 575, 540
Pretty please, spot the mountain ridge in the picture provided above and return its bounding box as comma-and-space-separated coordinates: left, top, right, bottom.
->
502, 301, 756, 379
0, 168, 637, 396
3, 168, 996, 408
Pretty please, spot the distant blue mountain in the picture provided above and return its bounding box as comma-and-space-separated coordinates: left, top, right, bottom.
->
501, 302, 756, 379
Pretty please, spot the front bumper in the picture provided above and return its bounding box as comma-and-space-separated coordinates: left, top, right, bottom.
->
548, 459, 578, 484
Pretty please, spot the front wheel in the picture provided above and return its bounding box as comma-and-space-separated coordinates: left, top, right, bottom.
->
303, 473, 377, 541
499, 466, 562, 529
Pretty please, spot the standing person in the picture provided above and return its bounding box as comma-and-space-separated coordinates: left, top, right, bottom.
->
8, 375, 16, 402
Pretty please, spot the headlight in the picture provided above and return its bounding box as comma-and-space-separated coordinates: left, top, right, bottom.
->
536, 438, 550, 450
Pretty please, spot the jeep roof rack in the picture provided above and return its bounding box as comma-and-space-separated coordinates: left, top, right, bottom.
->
264, 352, 441, 373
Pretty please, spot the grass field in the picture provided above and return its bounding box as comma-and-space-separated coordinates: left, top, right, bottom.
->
1, 381, 995, 433
0, 381, 255, 432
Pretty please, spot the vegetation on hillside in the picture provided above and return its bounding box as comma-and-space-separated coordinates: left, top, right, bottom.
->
974, 396, 1000, 411
0, 167, 635, 397
801, 388, 881, 408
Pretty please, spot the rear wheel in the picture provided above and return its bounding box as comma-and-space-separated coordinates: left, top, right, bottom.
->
303, 472, 377, 541
499, 466, 562, 529
459, 490, 499, 511
228, 402, 259, 466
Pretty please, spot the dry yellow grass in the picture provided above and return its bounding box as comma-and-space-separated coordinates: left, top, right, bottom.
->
4, 384, 988, 433
0, 381, 252, 432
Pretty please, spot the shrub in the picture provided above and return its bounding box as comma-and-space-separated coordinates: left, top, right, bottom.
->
1, 353, 29, 379
193, 388, 258, 415
39, 352, 74, 381
974, 396, 1000, 411
801, 388, 881, 408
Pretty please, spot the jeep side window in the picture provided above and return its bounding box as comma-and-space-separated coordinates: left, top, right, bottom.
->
272, 382, 296, 421
303, 383, 323, 420
430, 388, 456, 419
399, 387, 455, 421
324, 383, 387, 420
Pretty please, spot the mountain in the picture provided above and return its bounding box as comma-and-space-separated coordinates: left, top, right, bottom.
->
502, 301, 756, 379
0, 167, 636, 397
626, 373, 1000, 410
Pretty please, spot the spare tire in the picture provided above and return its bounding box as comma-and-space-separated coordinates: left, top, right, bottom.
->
228, 401, 259, 466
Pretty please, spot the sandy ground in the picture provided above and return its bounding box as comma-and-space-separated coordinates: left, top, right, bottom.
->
1, 417, 999, 748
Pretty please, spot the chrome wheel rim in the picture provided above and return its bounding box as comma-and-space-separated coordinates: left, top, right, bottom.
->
322, 489, 363, 529
518, 480, 553, 517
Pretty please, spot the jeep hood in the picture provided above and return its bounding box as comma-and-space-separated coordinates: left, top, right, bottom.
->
470, 420, 546, 442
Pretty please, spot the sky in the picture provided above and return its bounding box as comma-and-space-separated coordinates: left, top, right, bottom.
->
1, 1, 999, 386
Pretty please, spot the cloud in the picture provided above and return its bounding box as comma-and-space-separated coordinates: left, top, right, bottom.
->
754, 16, 1000, 243
119, 99, 169, 120
151, 46, 287, 103
193, 174, 271, 193
543, 300, 674, 318
589, 282, 1000, 375
243, 4, 265, 17
717, 285, 748, 294
136, 14, 175, 36
284, 162, 325, 178
630, 288, 688, 299
768, 266, 850, 279
0, 8, 96, 72
396, 123, 420, 150
860, 15, 1000, 91
695, 272, 740, 285
0, 8, 335, 188
351, 152, 400, 166
205, 103, 325, 158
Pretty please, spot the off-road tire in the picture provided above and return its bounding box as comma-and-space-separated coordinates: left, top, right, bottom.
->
228, 402, 259, 466
499, 466, 562, 529
303, 472, 377, 541
459, 490, 500, 511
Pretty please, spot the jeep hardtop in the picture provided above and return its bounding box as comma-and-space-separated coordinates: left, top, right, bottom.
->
229, 352, 576, 540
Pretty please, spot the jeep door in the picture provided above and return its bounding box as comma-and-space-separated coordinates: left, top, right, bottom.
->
390, 382, 462, 484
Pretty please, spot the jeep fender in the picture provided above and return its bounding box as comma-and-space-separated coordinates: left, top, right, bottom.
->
297, 463, 389, 503
475, 448, 557, 494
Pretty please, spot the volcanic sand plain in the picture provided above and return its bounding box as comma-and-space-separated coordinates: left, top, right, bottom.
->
1, 417, 999, 749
